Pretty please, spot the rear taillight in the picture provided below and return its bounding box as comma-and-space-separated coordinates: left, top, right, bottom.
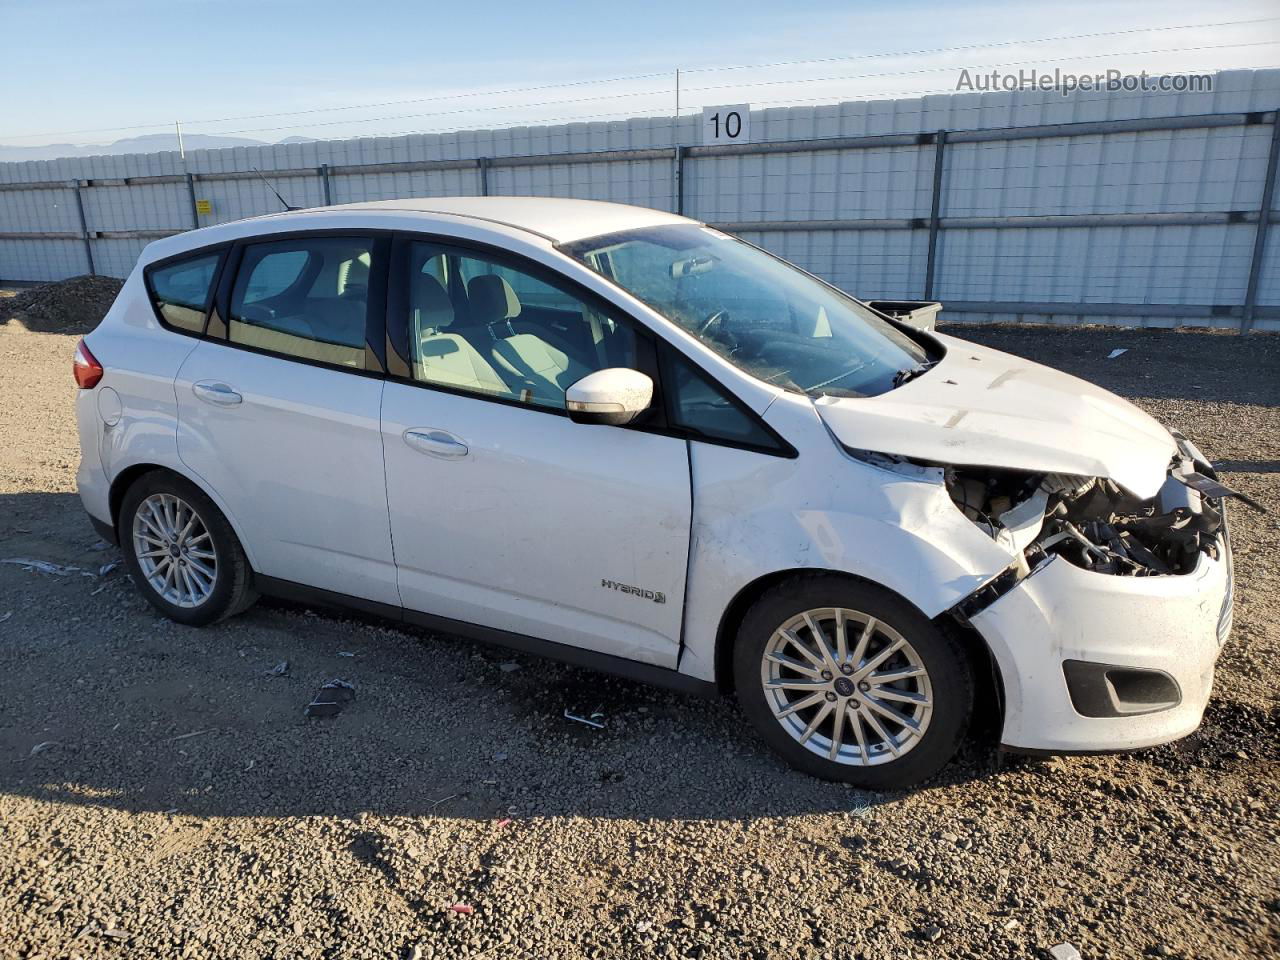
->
74, 340, 103, 389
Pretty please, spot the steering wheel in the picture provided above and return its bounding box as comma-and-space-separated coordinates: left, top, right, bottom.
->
698, 308, 729, 338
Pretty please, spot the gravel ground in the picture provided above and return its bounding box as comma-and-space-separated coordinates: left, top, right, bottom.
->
0, 311, 1277, 960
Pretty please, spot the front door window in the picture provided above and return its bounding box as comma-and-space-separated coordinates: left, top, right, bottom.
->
404, 242, 637, 409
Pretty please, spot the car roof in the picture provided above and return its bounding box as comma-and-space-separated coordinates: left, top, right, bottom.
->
325, 197, 691, 243
142, 197, 692, 265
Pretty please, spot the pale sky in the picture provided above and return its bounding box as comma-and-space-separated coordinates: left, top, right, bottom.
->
2, 0, 1278, 148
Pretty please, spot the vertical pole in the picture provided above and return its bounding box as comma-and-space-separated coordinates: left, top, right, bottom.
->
72, 181, 95, 276
1242, 113, 1280, 334
320, 163, 332, 206
673, 67, 683, 215
674, 146, 686, 215
185, 172, 199, 228
478, 157, 490, 196
923, 130, 948, 300
175, 120, 186, 160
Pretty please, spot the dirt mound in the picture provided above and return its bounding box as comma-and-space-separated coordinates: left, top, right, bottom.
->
0, 274, 124, 333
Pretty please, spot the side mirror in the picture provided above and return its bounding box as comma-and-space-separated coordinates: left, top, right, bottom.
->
566, 368, 653, 426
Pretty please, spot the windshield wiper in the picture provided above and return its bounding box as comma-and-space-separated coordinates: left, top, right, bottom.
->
806, 361, 870, 395
892, 360, 939, 389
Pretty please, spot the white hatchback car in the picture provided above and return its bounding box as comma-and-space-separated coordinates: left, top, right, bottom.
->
74, 197, 1235, 788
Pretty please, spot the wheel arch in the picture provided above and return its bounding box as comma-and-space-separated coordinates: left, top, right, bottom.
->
712, 567, 1005, 738
107, 462, 258, 569
108, 463, 168, 534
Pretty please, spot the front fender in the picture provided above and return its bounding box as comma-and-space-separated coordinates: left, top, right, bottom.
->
677, 398, 1012, 684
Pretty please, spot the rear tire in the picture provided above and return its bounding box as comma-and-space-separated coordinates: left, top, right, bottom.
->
734, 575, 973, 789
118, 472, 256, 626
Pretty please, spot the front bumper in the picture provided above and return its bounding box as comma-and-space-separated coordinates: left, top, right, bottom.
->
971, 536, 1232, 753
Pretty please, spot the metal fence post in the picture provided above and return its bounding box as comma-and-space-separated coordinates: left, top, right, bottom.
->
72, 181, 95, 276
674, 145, 686, 215
185, 172, 199, 228
319, 164, 332, 206
923, 130, 948, 300
1242, 113, 1280, 334
477, 157, 490, 196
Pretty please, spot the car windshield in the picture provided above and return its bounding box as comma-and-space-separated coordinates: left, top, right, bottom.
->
561, 224, 932, 398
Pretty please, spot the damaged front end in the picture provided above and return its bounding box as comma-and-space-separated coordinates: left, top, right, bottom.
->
934, 432, 1247, 752
946, 432, 1244, 584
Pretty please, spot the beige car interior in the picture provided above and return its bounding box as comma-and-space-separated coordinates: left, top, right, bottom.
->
467, 274, 592, 404
409, 254, 607, 408
411, 273, 511, 396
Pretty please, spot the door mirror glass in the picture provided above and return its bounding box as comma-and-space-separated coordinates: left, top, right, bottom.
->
565, 368, 653, 426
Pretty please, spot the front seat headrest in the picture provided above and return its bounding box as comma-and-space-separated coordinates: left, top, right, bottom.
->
338, 254, 371, 294
468, 274, 522, 326
412, 273, 455, 332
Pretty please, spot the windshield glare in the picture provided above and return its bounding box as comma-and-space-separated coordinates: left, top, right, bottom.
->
562, 224, 931, 398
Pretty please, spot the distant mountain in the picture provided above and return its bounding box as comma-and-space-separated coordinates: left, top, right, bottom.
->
0, 132, 287, 164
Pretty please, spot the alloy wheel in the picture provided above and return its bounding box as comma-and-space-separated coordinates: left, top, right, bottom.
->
131, 493, 218, 608
760, 607, 934, 765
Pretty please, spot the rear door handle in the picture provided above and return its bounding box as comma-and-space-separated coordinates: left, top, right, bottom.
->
192, 381, 243, 406
404, 428, 469, 460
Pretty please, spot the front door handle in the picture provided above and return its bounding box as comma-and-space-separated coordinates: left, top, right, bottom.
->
192, 381, 243, 406
404, 428, 469, 460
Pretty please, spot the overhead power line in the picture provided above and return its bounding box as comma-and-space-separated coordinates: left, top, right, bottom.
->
186, 87, 674, 138
682, 39, 1280, 95
192, 40, 1275, 139
304, 63, 1280, 142
676, 15, 1280, 73
2, 15, 1276, 143
0, 71, 668, 142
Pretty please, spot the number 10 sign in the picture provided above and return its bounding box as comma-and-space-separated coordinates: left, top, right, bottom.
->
701, 104, 751, 145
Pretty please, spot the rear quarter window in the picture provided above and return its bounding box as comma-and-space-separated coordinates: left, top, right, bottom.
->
147, 252, 222, 333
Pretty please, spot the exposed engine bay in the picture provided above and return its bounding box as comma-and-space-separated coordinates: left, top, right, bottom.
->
946, 443, 1243, 577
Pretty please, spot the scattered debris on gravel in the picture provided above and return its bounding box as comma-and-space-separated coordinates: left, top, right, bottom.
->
0, 274, 123, 333
304, 678, 357, 718
0, 317, 1276, 959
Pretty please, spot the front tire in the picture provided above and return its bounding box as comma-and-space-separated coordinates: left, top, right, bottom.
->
119, 472, 256, 626
734, 575, 973, 789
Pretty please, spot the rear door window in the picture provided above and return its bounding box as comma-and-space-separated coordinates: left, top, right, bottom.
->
147, 252, 221, 333
228, 237, 374, 368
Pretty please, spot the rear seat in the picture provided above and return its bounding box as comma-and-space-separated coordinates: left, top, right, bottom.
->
306, 296, 366, 346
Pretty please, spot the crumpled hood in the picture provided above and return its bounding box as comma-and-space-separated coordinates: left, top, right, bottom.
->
815, 333, 1177, 499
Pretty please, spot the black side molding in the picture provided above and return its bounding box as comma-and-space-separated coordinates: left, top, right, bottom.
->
254, 575, 718, 698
